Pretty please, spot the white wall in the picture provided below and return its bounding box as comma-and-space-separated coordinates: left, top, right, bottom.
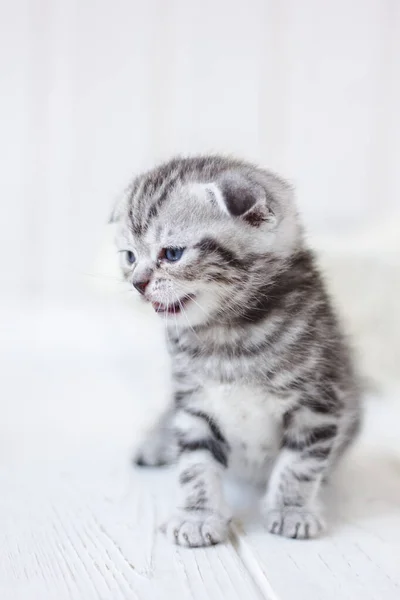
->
1, 0, 399, 301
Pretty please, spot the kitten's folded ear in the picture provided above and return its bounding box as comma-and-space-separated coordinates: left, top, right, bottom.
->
205, 170, 290, 228
108, 191, 124, 224
108, 183, 134, 224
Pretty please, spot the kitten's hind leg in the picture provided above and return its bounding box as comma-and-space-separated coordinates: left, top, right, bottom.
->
134, 408, 178, 467
261, 405, 341, 539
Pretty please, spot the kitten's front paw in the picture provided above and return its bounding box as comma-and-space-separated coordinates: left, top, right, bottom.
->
264, 507, 325, 539
162, 510, 230, 547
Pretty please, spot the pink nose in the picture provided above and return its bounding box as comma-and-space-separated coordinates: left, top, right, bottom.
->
133, 279, 149, 295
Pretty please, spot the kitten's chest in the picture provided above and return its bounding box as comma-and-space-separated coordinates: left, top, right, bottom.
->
187, 383, 286, 481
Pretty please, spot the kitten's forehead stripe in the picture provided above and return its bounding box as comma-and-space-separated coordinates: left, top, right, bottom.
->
127, 177, 141, 207
128, 176, 148, 235
142, 169, 182, 232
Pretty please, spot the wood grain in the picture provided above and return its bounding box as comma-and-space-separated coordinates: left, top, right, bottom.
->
1, 305, 400, 600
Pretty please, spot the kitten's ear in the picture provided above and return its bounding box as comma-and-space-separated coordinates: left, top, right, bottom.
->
215, 171, 274, 227
108, 190, 125, 224
108, 183, 133, 224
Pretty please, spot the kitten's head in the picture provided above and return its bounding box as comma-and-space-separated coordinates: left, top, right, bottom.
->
111, 156, 301, 328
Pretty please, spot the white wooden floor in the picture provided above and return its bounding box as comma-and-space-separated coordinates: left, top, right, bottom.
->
1, 297, 400, 600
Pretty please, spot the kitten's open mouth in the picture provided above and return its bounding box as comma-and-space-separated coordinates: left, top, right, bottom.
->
151, 295, 195, 315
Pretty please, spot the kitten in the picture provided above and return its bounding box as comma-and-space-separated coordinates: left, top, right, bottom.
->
111, 155, 361, 547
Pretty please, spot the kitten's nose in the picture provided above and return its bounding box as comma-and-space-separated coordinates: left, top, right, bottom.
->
133, 279, 150, 295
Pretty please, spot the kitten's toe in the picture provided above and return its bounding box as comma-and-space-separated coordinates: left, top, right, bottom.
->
162, 510, 230, 547
265, 507, 325, 539
133, 437, 176, 468
133, 452, 168, 468
134, 453, 149, 467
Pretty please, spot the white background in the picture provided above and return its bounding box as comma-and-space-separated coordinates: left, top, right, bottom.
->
1, 4, 400, 598
1, 0, 400, 302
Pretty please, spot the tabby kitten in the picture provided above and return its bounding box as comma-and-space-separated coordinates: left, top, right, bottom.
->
111, 155, 361, 547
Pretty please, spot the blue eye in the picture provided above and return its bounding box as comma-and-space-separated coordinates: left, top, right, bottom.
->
125, 250, 136, 264
163, 247, 185, 262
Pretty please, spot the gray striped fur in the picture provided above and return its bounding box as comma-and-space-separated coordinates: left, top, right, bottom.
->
113, 155, 362, 547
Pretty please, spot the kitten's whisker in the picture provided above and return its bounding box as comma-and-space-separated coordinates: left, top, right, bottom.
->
172, 282, 209, 319
164, 300, 174, 352
186, 296, 208, 318
176, 295, 198, 338
173, 299, 180, 341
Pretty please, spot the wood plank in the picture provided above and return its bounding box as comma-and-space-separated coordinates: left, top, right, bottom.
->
0, 453, 269, 600
239, 441, 400, 600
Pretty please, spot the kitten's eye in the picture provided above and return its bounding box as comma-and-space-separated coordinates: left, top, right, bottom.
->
125, 250, 136, 265
162, 247, 185, 262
